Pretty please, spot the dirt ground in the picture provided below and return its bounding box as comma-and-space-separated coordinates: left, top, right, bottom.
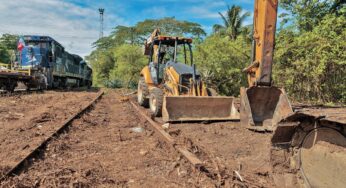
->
167, 122, 276, 187
1, 90, 215, 187
0, 90, 99, 176
1, 89, 344, 187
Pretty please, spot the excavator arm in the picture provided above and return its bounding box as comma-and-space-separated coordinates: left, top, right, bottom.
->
244, 0, 278, 87
240, 0, 293, 131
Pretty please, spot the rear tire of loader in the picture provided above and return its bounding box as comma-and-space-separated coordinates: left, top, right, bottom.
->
137, 77, 149, 107
149, 87, 163, 117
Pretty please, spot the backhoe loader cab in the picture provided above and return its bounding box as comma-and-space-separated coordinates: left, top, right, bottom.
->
138, 29, 239, 122
144, 36, 195, 86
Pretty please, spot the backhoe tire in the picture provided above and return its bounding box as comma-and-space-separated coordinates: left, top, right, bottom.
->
149, 87, 163, 117
207, 88, 219, 96
137, 77, 149, 107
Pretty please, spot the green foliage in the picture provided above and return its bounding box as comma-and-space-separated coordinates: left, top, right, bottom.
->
0, 34, 18, 64
86, 50, 115, 86
194, 35, 250, 96
109, 44, 147, 88
0, 34, 18, 50
93, 17, 206, 49
136, 17, 206, 38
213, 5, 251, 40
88, 3, 345, 105
92, 35, 116, 50
89, 17, 206, 88
274, 14, 346, 103
280, 0, 346, 31
0, 45, 10, 64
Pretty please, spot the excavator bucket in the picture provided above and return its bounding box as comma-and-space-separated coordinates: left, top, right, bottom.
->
162, 96, 239, 122
240, 86, 293, 132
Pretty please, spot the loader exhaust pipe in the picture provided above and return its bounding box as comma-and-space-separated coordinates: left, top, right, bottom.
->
240, 86, 293, 132
192, 64, 196, 82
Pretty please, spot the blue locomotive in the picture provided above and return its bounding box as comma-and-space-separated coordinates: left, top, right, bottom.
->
0, 35, 92, 92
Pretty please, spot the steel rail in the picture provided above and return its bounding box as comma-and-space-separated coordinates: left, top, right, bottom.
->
129, 101, 221, 180
0, 91, 104, 182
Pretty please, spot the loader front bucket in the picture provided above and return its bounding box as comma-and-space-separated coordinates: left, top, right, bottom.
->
162, 96, 239, 122
240, 86, 293, 132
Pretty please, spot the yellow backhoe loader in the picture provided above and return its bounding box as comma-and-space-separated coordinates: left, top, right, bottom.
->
137, 29, 239, 122
244, 1, 346, 187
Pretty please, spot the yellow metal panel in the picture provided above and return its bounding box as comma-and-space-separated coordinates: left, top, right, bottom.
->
140, 66, 154, 84
165, 67, 180, 96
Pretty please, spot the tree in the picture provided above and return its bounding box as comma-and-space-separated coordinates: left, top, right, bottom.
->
213, 5, 250, 40
274, 14, 346, 103
194, 35, 250, 96
280, 0, 346, 31
0, 34, 18, 64
88, 18, 206, 88
0, 34, 18, 50
0, 45, 10, 64
110, 17, 206, 46
109, 44, 147, 88
86, 50, 115, 86
273, 0, 346, 104
92, 35, 116, 50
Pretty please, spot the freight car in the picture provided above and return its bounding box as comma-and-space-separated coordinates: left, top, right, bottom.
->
0, 35, 92, 92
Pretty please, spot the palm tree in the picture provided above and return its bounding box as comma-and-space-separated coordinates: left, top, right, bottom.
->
213, 5, 251, 40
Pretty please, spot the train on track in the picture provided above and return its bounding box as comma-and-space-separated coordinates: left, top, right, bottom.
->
0, 35, 92, 92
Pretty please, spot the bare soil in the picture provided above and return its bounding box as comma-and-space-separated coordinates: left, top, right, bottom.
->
0, 90, 99, 177
1, 89, 344, 187
1, 90, 214, 187
165, 121, 276, 187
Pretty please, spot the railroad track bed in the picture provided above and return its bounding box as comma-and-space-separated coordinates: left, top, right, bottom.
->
134, 99, 346, 187
128, 98, 277, 187
164, 119, 276, 187
1, 90, 216, 187
0, 91, 102, 182
2, 89, 343, 187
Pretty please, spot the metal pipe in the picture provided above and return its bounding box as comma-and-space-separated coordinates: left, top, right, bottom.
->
174, 39, 177, 62
183, 43, 187, 64
192, 64, 196, 82
188, 44, 193, 66
149, 43, 154, 64
157, 41, 161, 84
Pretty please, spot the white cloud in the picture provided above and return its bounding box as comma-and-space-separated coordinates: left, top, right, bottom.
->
0, 0, 126, 57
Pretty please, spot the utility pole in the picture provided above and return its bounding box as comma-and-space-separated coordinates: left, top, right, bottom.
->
98, 8, 105, 39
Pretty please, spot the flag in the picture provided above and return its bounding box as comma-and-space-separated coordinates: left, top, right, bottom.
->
17, 37, 25, 51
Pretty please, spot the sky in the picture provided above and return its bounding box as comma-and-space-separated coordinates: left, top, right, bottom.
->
0, 0, 256, 57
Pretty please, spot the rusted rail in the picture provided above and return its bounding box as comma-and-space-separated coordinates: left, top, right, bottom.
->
0, 91, 104, 182
129, 101, 208, 170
